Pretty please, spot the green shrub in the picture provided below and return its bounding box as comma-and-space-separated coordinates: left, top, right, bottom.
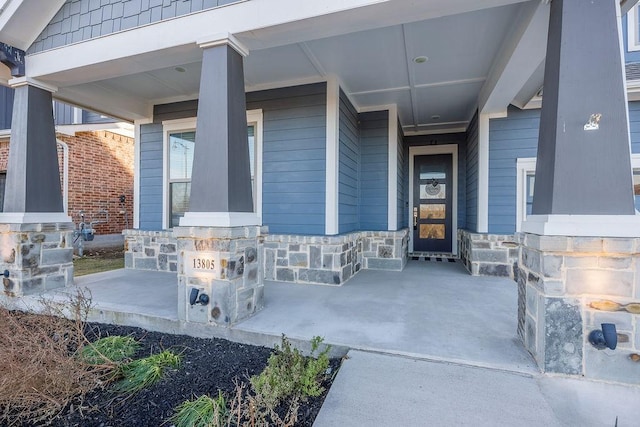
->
114, 350, 181, 394
81, 336, 140, 364
250, 335, 330, 408
171, 393, 227, 427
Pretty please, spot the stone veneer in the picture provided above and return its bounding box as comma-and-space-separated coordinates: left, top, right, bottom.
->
174, 226, 265, 326
263, 230, 409, 286
518, 233, 640, 384
458, 230, 519, 279
123, 230, 178, 272
124, 229, 409, 286
1, 222, 74, 297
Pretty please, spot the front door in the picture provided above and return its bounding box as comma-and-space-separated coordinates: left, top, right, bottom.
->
412, 154, 453, 253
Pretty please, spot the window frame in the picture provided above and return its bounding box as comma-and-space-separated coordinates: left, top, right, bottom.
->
628, 5, 640, 52
516, 154, 640, 231
162, 110, 263, 229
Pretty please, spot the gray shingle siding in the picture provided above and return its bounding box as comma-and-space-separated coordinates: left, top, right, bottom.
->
29, 0, 244, 53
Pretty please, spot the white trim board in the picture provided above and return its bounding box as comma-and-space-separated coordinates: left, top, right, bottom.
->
387, 105, 399, 231
325, 76, 340, 235
408, 144, 458, 255
477, 113, 490, 233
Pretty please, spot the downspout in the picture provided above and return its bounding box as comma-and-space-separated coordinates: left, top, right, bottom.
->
56, 139, 69, 213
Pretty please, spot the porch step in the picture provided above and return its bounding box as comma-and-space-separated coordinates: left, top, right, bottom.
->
410, 253, 458, 263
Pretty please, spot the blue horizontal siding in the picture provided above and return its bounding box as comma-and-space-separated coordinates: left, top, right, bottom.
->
339, 90, 360, 233
139, 123, 164, 230
359, 111, 388, 230
488, 107, 540, 234
466, 112, 479, 233
0, 86, 13, 130
247, 83, 327, 235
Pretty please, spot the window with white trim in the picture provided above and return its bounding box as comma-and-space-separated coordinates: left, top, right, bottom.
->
516, 155, 640, 231
163, 110, 263, 229
628, 5, 640, 52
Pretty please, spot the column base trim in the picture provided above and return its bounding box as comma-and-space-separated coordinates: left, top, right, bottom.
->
179, 212, 260, 227
0, 212, 72, 224
521, 214, 640, 237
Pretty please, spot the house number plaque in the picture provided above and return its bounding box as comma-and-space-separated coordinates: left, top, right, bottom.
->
184, 252, 220, 278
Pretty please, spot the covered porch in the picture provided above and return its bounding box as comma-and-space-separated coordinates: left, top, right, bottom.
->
51, 260, 535, 373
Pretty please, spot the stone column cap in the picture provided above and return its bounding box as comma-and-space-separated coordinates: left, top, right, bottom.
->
0, 212, 72, 224
522, 214, 640, 237
197, 33, 249, 57
8, 76, 57, 92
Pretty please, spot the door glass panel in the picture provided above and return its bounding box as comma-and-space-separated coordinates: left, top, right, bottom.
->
420, 183, 446, 199
420, 171, 446, 180
420, 224, 445, 239
421, 204, 446, 219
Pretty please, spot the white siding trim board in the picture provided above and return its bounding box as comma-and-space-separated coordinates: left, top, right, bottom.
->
325, 76, 340, 235
477, 113, 490, 232
387, 105, 398, 231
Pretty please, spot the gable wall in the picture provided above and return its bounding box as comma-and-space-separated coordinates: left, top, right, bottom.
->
29, 0, 242, 53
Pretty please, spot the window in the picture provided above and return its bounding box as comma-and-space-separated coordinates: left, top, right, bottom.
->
516, 155, 640, 231
168, 130, 195, 228
628, 5, 640, 52
163, 110, 263, 229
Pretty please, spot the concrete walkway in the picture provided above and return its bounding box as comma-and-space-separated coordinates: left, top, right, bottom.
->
314, 350, 640, 427
7, 260, 640, 426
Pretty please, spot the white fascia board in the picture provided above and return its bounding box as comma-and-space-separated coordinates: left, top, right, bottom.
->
478, 0, 549, 114
55, 122, 134, 138
325, 76, 340, 235
26, 0, 386, 81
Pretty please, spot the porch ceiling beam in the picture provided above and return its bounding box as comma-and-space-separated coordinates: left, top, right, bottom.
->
54, 84, 152, 122
478, 0, 550, 115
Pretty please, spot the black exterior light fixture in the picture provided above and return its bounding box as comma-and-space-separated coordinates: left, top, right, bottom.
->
588, 323, 617, 350
189, 288, 209, 306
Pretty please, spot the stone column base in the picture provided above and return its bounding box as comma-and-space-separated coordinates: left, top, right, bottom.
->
0, 222, 74, 297
518, 232, 640, 384
174, 225, 266, 326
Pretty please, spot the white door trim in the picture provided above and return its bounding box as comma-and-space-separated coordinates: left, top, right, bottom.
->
408, 144, 458, 255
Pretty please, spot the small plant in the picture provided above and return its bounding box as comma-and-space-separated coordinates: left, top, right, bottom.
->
81, 335, 141, 365
114, 350, 181, 394
171, 392, 228, 427
250, 335, 330, 408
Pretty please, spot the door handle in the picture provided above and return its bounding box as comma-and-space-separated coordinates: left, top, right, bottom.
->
413, 207, 418, 229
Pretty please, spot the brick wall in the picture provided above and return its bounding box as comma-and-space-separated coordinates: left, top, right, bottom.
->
0, 130, 134, 235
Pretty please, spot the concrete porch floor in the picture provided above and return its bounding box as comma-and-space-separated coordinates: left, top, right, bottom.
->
69, 260, 535, 373
241, 260, 536, 373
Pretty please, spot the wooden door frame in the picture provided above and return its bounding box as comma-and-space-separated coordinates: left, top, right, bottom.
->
408, 144, 458, 255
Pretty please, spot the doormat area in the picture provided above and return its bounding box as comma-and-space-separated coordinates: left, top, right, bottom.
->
410, 254, 457, 263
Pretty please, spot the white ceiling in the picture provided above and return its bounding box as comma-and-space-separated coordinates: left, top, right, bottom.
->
57, 2, 527, 134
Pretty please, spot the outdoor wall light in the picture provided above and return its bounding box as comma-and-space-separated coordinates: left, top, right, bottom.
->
3, 270, 8, 278
189, 288, 210, 306
588, 323, 617, 350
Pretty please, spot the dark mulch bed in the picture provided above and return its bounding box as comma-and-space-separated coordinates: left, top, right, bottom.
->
46, 323, 340, 427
